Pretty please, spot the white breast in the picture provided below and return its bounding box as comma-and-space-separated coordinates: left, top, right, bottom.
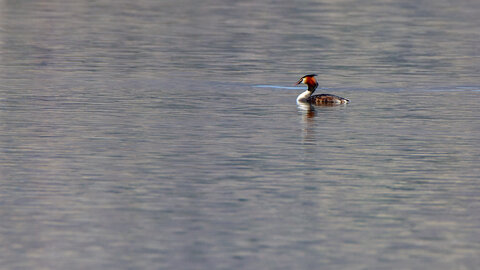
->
296, 90, 312, 103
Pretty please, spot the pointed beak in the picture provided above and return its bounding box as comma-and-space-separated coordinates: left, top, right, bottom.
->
295, 78, 303, 85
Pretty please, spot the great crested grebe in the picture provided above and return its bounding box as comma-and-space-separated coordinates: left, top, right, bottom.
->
296, 74, 349, 105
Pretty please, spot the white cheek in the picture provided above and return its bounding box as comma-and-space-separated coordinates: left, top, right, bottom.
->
302, 78, 307, 84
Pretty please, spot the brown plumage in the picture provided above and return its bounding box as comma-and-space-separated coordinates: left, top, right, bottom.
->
308, 94, 349, 105
296, 74, 349, 105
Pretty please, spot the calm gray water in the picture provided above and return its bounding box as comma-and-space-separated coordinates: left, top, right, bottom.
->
1, 0, 480, 269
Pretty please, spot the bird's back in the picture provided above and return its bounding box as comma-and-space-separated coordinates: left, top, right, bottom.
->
307, 94, 349, 105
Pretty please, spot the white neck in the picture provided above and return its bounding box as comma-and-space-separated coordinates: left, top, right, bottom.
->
296, 90, 312, 103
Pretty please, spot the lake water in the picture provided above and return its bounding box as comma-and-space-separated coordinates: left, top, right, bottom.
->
1, 0, 480, 269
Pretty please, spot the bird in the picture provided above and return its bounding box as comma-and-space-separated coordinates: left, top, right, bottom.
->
295, 74, 349, 105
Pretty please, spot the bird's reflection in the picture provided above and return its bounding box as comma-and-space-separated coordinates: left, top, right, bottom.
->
297, 102, 316, 117
297, 101, 347, 144
297, 102, 317, 144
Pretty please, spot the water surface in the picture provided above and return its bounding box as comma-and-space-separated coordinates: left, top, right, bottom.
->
1, 0, 480, 269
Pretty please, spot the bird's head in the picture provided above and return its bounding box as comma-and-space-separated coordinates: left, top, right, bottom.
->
296, 74, 318, 91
